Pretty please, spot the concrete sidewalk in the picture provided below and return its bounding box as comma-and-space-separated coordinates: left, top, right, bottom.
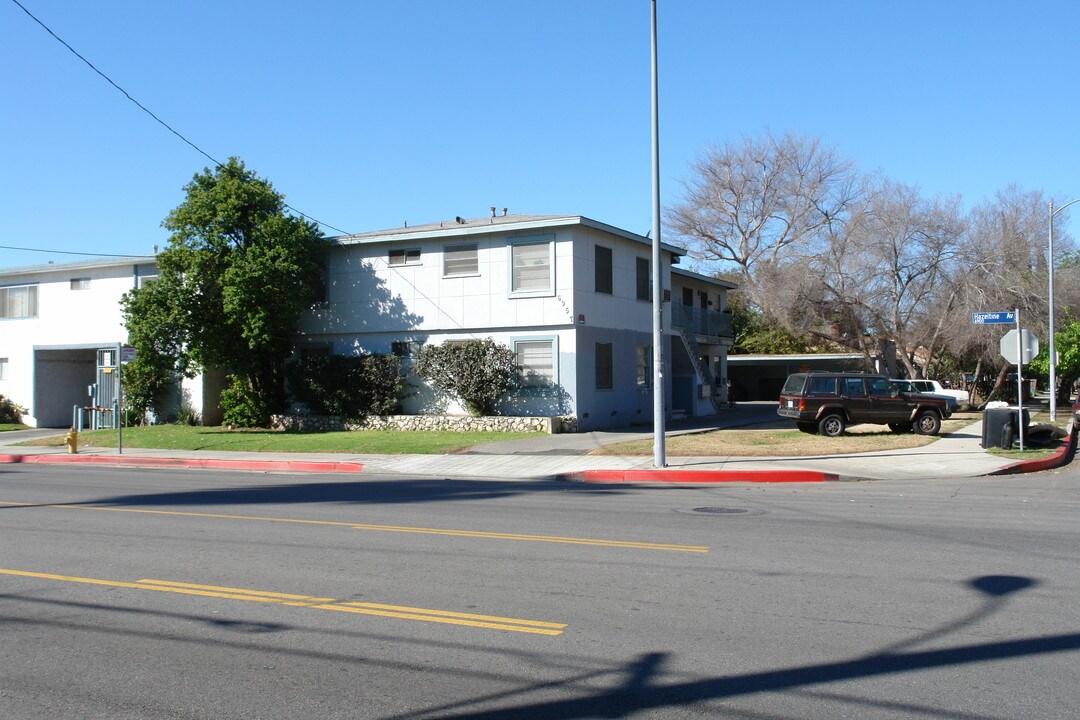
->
0, 401, 1072, 482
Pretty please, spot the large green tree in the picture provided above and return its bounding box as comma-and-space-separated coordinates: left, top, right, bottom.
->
122, 158, 327, 426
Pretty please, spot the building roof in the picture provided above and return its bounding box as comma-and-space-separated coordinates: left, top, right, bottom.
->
727, 353, 866, 364
331, 213, 687, 256
0, 255, 157, 278
671, 266, 737, 289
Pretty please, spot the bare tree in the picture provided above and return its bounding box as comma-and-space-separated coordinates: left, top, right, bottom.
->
666, 131, 863, 313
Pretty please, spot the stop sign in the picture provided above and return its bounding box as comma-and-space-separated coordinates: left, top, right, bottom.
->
1000, 329, 1039, 365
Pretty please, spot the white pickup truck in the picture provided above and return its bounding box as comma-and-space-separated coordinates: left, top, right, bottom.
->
893, 379, 969, 407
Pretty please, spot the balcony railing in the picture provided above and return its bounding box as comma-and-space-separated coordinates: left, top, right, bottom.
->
671, 303, 732, 339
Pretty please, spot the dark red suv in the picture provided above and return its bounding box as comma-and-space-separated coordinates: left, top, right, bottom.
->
777, 372, 950, 437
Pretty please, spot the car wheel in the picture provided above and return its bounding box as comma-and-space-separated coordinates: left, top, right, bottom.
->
913, 410, 941, 436
796, 422, 817, 434
888, 422, 913, 433
818, 414, 845, 437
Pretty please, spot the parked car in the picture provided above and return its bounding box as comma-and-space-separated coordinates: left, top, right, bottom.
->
898, 378, 968, 407
891, 379, 958, 413
777, 372, 951, 437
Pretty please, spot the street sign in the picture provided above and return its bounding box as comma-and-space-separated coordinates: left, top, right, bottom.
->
120, 345, 137, 363
972, 311, 1016, 325
1000, 329, 1039, 365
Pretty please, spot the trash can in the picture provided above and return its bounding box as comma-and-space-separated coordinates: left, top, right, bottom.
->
981, 407, 1030, 449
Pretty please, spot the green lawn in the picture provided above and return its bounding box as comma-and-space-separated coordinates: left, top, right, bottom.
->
0, 424, 29, 432
21, 424, 543, 454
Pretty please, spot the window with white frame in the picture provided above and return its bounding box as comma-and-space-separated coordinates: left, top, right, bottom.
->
509, 237, 553, 295
0, 284, 38, 319
443, 243, 479, 276
595, 342, 613, 390
388, 248, 421, 266
516, 340, 554, 387
0, 357, 7, 381
636, 345, 651, 388
70, 277, 91, 291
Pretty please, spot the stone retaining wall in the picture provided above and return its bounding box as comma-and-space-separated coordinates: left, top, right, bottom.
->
270, 414, 578, 434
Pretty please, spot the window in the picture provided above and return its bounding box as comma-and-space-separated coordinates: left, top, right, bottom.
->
699, 291, 708, 309
636, 345, 651, 388
0, 284, 37, 319
388, 248, 421, 266
443, 243, 479, 276
868, 378, 894, 397
594, 245, 612, 294
842, 378, 867, 397
595, 342, 613, 390
516, 340, 554, 387
0, 357, 7, 381
682, 287, 693, 306
391, 340, 422, 358
808, 377, 838, 394
510, 238, 553, 295
70, 277, 91, 290
636, 258, 650, 301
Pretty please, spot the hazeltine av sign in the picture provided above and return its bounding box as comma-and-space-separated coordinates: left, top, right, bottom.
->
971, 311, 1016, 325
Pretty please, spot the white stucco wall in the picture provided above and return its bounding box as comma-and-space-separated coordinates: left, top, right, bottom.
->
0, 260, 150, 426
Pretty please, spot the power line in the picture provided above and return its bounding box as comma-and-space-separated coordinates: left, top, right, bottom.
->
0, 244, 153, 258
9, 0, 350, 236
9, 1, 475, 336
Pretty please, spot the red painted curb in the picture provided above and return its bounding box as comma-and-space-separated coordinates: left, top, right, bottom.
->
0, 454, 363, 474
990, 429, 1076, 475
559, 469, 832, 484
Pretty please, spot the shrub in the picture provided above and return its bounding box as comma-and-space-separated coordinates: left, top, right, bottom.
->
220, 374, 272, 428
287, 353, 402, 422
0, 395, 23, 424
414, 339, 519, 415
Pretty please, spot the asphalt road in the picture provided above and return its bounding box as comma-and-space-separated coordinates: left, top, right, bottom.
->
1, 463, 1078, 719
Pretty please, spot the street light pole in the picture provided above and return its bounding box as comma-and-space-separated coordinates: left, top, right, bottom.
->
1048, 197, 1080, 422
650, 0, 665, 468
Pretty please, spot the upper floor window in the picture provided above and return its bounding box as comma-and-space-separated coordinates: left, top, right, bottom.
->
0, 284, 38, 319
388, 248, 421, 266
70, 277, 91, 291
636, 258, 651, 301
682, 287, 693, 306
443, 243, 479, 277
509, 236, 554, 296
594, 245, 612, 294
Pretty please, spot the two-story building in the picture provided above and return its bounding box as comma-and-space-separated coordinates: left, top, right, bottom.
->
297, 212, 735, 430
1, 213, 734, 431
0, 256, 157, 427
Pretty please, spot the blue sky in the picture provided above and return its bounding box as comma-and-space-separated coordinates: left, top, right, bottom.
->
2, 0, 1078, 269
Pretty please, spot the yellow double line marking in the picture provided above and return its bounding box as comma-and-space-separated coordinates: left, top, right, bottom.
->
0, 568, 566, 635
0, 502, 709, 553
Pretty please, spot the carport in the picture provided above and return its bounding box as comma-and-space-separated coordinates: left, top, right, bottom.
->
728, 353, 874, 401
32, 345, 102, 427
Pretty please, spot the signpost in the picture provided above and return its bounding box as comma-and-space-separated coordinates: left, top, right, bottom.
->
976, 309, 1039, 450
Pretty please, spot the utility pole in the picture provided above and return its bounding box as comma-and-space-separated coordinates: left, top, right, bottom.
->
650, 0, 665, 468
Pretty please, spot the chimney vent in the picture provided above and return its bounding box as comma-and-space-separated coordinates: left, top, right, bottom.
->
502, 208, 508, 216
490, 206, 496, 218
455, 216, 465, 224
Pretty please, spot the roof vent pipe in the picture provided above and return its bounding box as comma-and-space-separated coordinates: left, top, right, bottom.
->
490, 206, 496, 218
502, 208, 508, 216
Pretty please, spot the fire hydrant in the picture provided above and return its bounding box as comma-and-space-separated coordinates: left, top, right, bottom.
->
64, 428, 79, 454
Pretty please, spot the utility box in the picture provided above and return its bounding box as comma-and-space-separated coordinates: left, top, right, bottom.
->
981, 407, 1030, 449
